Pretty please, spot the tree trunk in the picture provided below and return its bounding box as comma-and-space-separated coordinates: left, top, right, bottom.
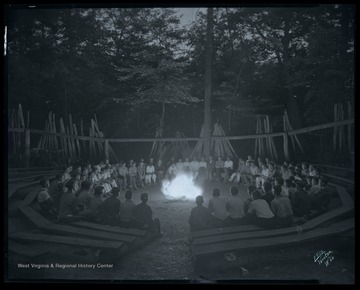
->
280, 17, 302, 129
203, 7, 214, 159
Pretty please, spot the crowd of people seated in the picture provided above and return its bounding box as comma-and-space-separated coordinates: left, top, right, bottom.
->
34, 154, 334, 234
189, 155, 334, 231
34, 158, 162, 235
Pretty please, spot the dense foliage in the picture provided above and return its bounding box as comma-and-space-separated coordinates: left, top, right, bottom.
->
6, 5, 354, 138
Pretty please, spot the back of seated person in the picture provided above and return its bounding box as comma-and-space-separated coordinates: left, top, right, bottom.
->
311, 178, 332, 213
58, 179, 80, 223
134, 193, 161, 234
37, 177, 57, 219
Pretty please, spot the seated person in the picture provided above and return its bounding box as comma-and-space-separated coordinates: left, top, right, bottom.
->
292, 180, 312, 218
58, 179, 80, 223
311, 178, 332, 213
270, 185, 293, 227
243, 190, 276, 229
225, 186, 246, 226
79, 186, 104, 222
134, 193, 161, 234
208, 188, 228, 226
76, 180, 93, 211
99, 187, 121, 226
189, 195, 217, 232
119, 190, 136, 228
261, 181, 275, 206
37, 177, 57, 219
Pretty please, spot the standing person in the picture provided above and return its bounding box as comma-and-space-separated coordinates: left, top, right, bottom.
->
99, 187, 121, 226
134, 193, 161, 234
120, 190, 136, 228
225, 186, 246, 226
208, 188, 228, 227
189, 195, 215, 232
270, 185, 293, 228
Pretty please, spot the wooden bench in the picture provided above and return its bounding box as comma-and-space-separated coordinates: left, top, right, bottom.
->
322, 173, 354, 185
331, 183, 354, 209
18, 205, 51, 228
8, 181, 39, 199
191, 205, 353, 247
193, 218, 354, 259
8, 241, 50, 259
9, 232, 128, 261
71, 221, 154, 243
21, 187, 41, 206
189, 224, 262, 241
9, 173, 59, 183
41, 223, 140, 245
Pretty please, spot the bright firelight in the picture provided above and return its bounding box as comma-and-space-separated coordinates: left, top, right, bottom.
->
161, 173, 202, 200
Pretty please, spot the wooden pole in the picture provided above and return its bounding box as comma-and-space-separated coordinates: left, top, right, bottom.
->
203, 7, 213, 159
73, 123, 81, 160
104, 139, 109, 161
52, 113, 60, 163
18, 104, 25, 128
60, 118, 68, 160
26, 111, 30, 129
69, 114, 77, 159
25, 129, 30, 168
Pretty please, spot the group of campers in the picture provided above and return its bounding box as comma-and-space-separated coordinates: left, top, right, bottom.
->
34, 155, 333, 233
35, 160, 161, 234
189, 156, 334, 231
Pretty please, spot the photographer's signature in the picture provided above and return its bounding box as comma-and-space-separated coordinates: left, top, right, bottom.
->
313, 250, 335, 266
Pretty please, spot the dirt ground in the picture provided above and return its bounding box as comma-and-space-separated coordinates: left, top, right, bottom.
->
7, 181, 355, 284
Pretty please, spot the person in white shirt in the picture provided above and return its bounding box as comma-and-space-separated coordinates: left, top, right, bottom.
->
224, 156, 234, 182
245, 190, 276, 229
189, 157, 200, 179
183, 157, 190, 173
199, 156, 207, 169
145, 160, 156, 185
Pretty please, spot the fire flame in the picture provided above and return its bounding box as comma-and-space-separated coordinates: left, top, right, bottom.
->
161, 173, 202, 200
